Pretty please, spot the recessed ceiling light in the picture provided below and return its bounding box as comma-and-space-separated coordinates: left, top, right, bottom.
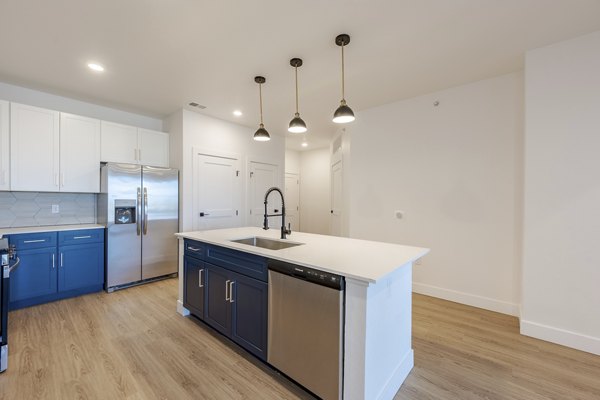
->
301, 142, 308, 148
87, 63, 104, 72
233, 110, 243, 117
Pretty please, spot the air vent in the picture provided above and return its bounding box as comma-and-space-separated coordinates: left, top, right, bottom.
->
188, 102, 206, 109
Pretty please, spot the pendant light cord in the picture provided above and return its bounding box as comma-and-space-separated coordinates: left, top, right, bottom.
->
341, 43, 345, 101
259, 83, 264, 125
295, 66, 299, 114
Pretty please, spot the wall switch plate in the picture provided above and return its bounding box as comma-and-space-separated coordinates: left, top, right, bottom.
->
52, 204, 60, 214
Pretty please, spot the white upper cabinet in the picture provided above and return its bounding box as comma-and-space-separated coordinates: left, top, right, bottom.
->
60, 113, 101, 193
0, 100, 9, 190
100, 121, 139, 164
10, 103, 60, 192
138, 128, 169, 167
101, 122, 169, 167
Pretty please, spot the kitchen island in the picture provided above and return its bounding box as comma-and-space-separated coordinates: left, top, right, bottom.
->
176, 227, 429, 400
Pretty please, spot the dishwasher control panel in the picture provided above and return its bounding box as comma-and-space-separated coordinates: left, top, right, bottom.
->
268, 259, 345, 290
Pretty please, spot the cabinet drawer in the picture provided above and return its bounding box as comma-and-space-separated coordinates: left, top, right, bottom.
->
206, 245, 267, 282
10, 232, 57, 250
184, 239, 205, 259
58, 229, 104, 245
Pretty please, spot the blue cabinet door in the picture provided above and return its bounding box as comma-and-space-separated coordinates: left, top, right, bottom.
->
204, 263, 232, 336
58, 243, 104, 292
230, 273, 268, 361
184, 256, 205, 319
9, 247, 57, 303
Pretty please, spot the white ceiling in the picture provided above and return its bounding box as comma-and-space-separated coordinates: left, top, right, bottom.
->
1, 1, 600, 151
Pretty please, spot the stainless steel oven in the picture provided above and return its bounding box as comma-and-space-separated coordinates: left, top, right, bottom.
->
1, 237, 20, 373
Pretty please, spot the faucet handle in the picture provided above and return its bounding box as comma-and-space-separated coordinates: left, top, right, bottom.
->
286, 223, 292, 235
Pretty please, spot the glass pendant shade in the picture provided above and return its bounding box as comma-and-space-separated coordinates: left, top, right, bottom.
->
288, 113, 307, 133
333, 100, 355, 124
254, 123, 270, 141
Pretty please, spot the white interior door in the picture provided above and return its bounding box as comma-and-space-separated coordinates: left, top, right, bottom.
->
193, 153, 241, 230
285, 173, 300, 231
330, 159, 343, 236
249, 161, 281, 228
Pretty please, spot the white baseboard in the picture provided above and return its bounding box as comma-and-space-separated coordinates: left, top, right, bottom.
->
177, 300, 190, 316
412, 282, 519, 316
520, 319, 600, 356
376, 349, 414, 400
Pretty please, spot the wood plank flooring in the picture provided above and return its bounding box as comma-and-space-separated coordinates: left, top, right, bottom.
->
1, 278, 599, 399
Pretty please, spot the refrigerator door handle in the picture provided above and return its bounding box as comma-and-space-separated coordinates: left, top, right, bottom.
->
143, 187, 148, 235
136, 187, 142, 236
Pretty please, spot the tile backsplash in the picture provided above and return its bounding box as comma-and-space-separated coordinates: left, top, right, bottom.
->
0, 192, 97, 228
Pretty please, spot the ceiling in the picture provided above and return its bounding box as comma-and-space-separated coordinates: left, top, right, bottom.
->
1, 1, 600, 151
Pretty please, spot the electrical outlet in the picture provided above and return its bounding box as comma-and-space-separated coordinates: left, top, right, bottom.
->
52, 204, 60, 214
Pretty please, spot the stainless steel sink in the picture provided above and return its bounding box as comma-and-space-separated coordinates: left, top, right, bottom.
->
230, 236, 304, 250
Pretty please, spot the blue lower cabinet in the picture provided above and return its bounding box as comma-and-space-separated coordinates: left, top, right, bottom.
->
205, 263, 232, 336
203, 261, 268, 361
184, 256, 205, 319
231, 272, 268, 360
58, 243, 104, 292
8, 229, 105, 310
10, 247, 58, 303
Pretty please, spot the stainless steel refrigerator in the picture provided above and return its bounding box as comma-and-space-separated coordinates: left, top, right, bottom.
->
98, 163, 179, 291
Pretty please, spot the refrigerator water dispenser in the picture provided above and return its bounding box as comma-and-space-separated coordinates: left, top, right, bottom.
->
115, 200, 136, 224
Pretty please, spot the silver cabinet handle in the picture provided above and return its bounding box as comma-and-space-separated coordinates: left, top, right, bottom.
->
24, 239, 46, 243
73, 235, 92, 240
51, 253, 55, 269
198, 269, 204, 288
60, 252, 63, 267
225, 279, 231, 301
187, 246, 200, 252
61, 172, 65, 187
134, 148, 138, 161
143, 187, 148, 235
136, 187, 141, 236
229, 281, 234, 303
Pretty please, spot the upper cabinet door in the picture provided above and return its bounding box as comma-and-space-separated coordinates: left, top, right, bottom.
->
10, 103, 60, 192
0, 100, 9, 190
100, 121, 138, 164
138, 128, 169, 167
60, 113, 101, 193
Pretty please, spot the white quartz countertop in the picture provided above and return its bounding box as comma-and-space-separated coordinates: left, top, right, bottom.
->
176, 227, 429, 283
0, 224, 105, 237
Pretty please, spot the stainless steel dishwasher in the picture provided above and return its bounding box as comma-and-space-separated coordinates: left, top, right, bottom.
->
268, 259, 345, 400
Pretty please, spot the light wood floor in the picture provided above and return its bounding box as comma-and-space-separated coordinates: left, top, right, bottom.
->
1, 279, 599, 400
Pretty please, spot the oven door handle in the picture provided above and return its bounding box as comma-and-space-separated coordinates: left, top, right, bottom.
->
7, 257, 21, 275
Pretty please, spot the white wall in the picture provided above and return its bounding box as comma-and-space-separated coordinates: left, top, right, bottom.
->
522, 31, 600, 355
0, 81, 162, 130
285, 149, 300, 174
167, 110, 285, 232
347, 72, 524, 316
299, 147, 331, 235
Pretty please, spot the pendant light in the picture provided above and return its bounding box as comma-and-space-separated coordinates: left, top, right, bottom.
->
253, 76, 270, 141
288, 58, 307, 133
332, 34, 355, 124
